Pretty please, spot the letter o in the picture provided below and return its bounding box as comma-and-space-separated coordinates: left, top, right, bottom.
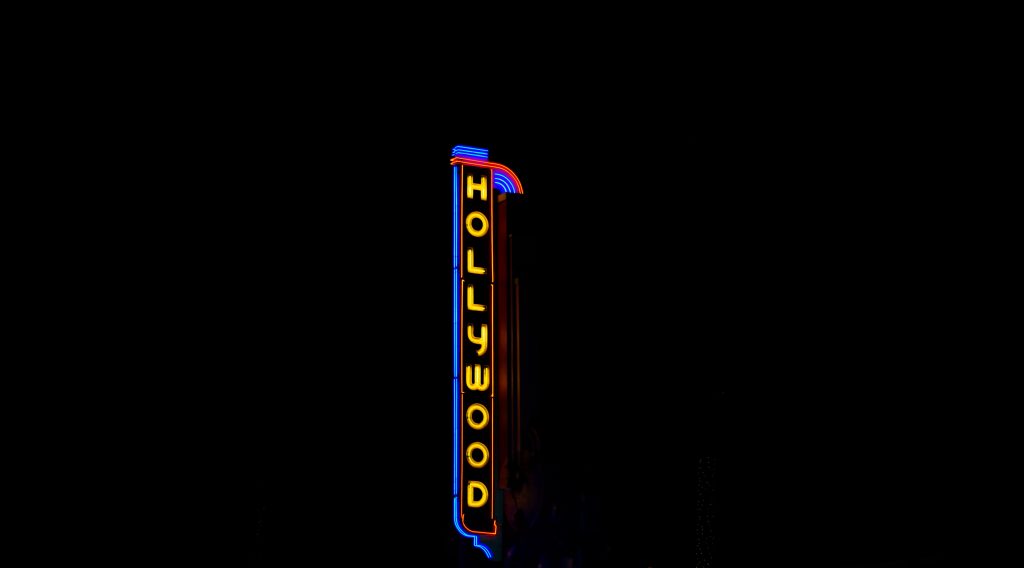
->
466, 211, 489, 237
466, 403, 489, 430
466, 442, 489, 468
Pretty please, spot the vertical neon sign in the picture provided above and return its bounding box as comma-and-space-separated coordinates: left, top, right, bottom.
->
451, 145, 523, 560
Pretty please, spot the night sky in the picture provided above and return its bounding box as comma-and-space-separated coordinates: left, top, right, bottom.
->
136, 93, 1002, 567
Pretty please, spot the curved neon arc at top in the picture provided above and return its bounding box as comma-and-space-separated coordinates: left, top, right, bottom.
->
450, 157, 524, 194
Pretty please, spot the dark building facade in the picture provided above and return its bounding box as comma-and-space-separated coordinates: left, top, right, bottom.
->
696, 457, 715, 568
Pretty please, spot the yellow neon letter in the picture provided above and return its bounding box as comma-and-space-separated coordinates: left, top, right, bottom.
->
466, 248, 486, 275
467, 285, 485, 312
467, 324, 487, 356
467, 175, 488, 201
466, 442, 489, 468
466, 403, 489, 430
466, 211, 489, 238
467, 480, 489, 508
465, 365, 490, 391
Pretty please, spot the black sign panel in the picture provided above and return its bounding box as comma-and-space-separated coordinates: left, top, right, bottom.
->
459, 165, 496, 535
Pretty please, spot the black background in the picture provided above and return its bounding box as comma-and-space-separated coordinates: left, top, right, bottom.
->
76, 65, 1009, 566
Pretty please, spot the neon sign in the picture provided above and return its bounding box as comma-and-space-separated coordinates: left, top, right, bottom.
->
451, 145, 523, 560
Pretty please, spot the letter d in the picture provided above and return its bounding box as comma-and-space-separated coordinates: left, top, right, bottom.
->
467, 480, 489, 508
